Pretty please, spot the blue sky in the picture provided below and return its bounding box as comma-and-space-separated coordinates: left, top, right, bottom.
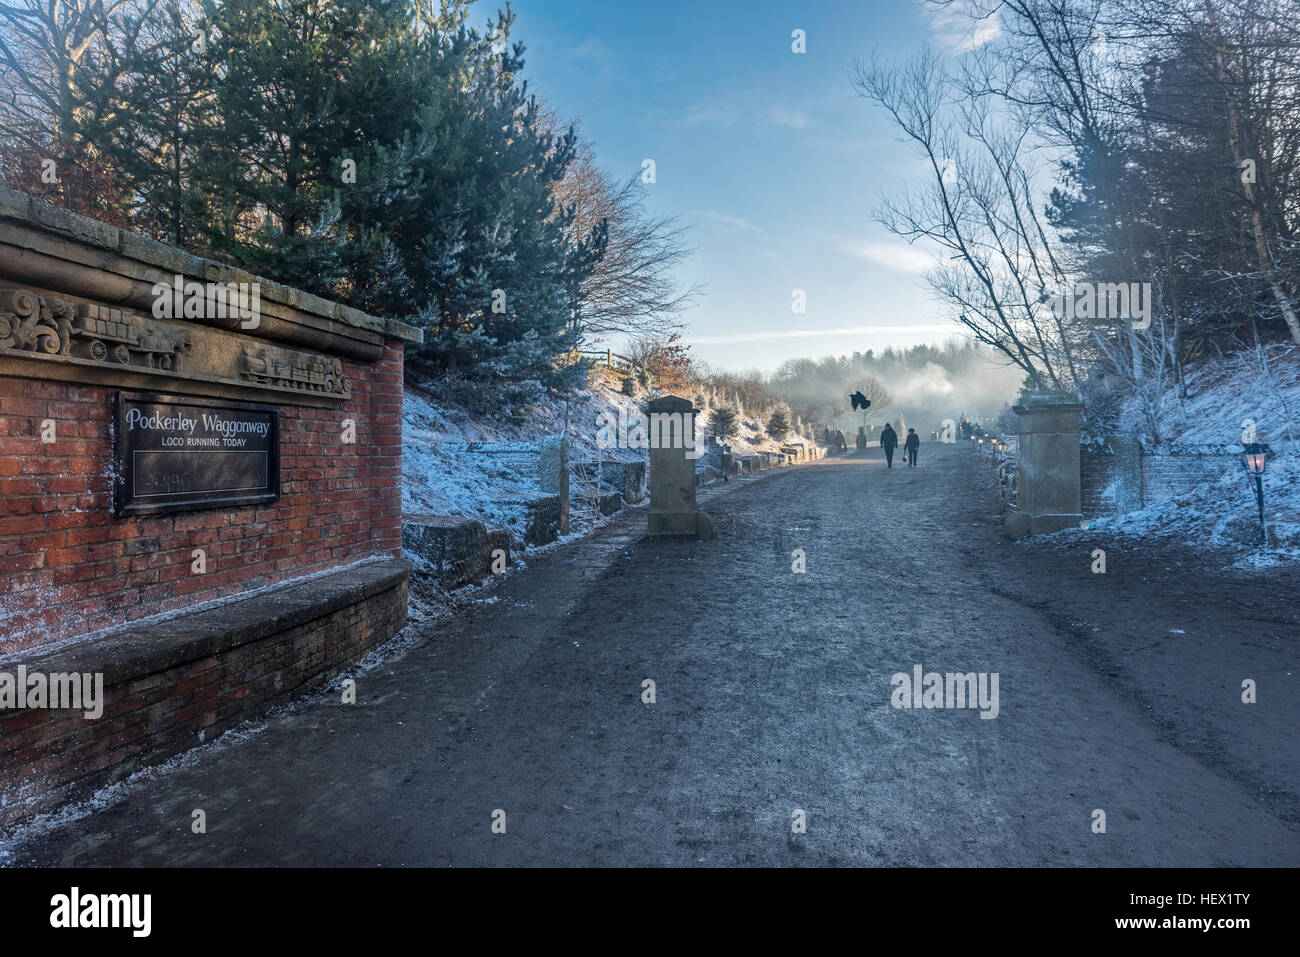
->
512, 0, 975, 372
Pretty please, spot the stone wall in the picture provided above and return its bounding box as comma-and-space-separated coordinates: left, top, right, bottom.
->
1080, 448, 1116, 516
599, 460, 646, 504
1141, 445, 1239, 502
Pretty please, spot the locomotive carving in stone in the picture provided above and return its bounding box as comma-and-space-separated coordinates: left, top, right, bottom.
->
0, 288, 193, 370
74, 303, 193, 369
237, 343, 350, 397
0, 284, 350, 402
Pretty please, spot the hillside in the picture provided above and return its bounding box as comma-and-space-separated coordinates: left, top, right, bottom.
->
1076, 343, 1299, 565
402, 370, 813, 548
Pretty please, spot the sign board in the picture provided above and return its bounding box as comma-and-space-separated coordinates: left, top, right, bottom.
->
111, 392, 280, 516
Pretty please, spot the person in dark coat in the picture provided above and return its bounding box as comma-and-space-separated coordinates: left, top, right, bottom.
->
904, 427, 920, 468
879, 422, 898, 468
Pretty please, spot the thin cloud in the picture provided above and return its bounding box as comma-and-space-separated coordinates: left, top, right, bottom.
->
846, 241, 941, 274
682, 97, 813, 129
683, 102, 731, 126
572, 37, 615, 67
684, 324, 953, 345
690, 210, 766, 234
767, 105, 809, 129
920, 0, 1001, 52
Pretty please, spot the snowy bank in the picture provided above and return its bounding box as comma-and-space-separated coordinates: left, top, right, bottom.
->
1054, 344, 1299, 566
402, 371, 816, 550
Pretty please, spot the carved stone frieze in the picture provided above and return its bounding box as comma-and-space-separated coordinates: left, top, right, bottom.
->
0, 288, 193, 370
237, 343, 351, 397
0, 287, 66, 356
0, 285, 351, 404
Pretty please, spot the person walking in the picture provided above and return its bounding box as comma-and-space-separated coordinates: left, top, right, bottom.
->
880, 422, 898, 468
904, 427, 920, 468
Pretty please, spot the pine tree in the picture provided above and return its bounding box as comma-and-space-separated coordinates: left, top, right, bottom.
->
766, 409, 791, 441
191, 0, 424, 294
84, 0, 215, 245
11, 0, 605, 400
711, 406, 739, 441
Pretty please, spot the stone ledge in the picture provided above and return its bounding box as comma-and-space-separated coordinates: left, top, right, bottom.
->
0, 186, 423, 352
0, 557, 411, 686
403, 516, 512, 588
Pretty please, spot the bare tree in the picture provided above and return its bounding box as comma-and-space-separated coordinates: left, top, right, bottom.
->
1199, 0, 1300, 344
851, 47, 1076, 391
767, 357, 891, 427
549, 131, 700, 344
0, 0, 165, 211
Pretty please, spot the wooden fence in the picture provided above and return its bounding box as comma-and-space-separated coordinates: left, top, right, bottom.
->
576, 349, 637, 375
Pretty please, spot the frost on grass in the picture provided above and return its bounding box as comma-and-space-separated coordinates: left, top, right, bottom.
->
1035, 347, 1300, 566
401, 371, 808, 563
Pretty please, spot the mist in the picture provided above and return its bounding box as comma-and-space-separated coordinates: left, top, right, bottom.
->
767, 341, 1025, 437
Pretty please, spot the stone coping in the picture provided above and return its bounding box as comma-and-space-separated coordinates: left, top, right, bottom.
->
0, 557, 411, 686
0, 186, 421, 345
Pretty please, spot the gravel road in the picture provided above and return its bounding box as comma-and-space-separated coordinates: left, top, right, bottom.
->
4, 443, 1295, 866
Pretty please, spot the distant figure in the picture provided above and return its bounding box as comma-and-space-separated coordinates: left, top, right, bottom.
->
855, 427, 867, 450
849, 391, 872, 411
880, 422, 898, 468
835, 429, 847, 453
904, 428, 920, 468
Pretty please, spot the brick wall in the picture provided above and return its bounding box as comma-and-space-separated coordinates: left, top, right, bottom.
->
0, 343, 405, 653
1141, 450, 1234, 502
0, 564, 407, 829
1080, 444, 1236, 517
1081, 449, 1116, 517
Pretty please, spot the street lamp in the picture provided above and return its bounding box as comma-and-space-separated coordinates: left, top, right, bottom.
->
1241, 442, 1271, 545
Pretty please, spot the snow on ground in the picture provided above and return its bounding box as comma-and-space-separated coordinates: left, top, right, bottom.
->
1064, 343, 1300, 566
1121, 342, 1298, 446
402, 374, 638, 541
402, 370, 814, 548
1094, 452, 1300, 567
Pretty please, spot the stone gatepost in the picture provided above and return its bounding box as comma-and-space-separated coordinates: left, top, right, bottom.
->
538, 433, 570, 534
646, 394, 714, 538
1005, 393, 1083, 537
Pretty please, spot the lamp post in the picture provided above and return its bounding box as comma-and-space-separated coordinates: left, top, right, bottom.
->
1241, 443, 1271, 545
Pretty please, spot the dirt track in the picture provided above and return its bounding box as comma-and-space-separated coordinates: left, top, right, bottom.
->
4, 443, 1296, 866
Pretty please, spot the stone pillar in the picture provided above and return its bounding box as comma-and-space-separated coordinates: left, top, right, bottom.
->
559, 436, 570, 534
539, 433, 570, 534
1005, 393, 1083, 537
646, 394, 714, 538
